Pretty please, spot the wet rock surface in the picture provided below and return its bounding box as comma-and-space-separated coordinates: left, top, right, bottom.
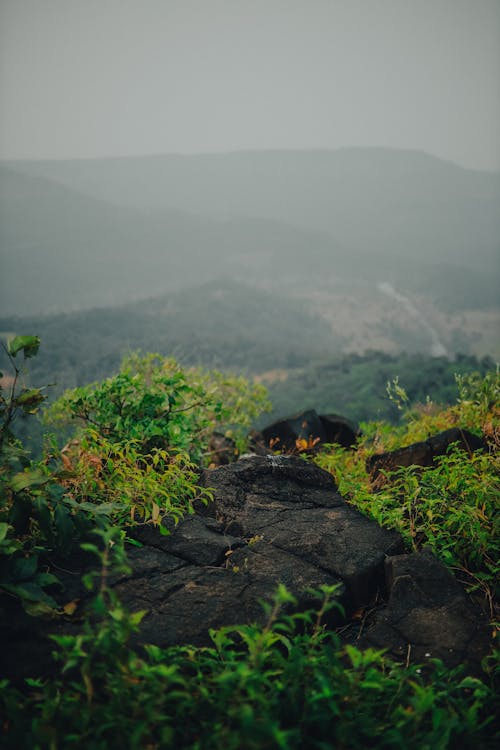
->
0, 455, 491, 682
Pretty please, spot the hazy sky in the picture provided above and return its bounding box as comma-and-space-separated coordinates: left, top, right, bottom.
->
1, 0, 499, 170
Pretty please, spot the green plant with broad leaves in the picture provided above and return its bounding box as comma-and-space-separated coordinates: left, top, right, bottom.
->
46, 351, 270, 462
0, 335, 82, 615
1, 583, 497, 749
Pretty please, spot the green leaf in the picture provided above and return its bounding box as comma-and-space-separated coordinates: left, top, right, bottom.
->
8, 335, 40, 359
35, 571, 60, 588
11, 555, 39, 581
129, 610, 147, 626
0, 522, 9, 543
15, 388, 46, 413
22, 599, 58, 618
11, 469, 50, 492
0, 581, 56, 605
34, 497, 55, 544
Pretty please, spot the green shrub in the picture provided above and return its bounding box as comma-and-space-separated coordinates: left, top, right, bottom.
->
315, 369, 499, 615
1, 585, 497, 750
46, 352, 271, 462
1, 347, 498, 748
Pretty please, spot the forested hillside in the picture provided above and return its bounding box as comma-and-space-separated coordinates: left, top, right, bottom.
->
2, 149, 499, 318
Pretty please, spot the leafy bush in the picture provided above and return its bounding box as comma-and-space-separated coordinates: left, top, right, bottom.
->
57, 435, 213, 527
315, 369, 500, 615
46, 352, 270, 462
0, 335, 84, 614
1, 585, 497, 750
1, 344, 269, 612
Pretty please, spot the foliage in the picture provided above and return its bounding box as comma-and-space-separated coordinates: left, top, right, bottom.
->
56, 434, 213, 527
1, 585, 497, 750
2, 343, 267, 613
0, 335, 44, 451
1, 343, 499, 748
315, 368, 500, 616
0, 335, 84, 614
46, 351, 270, 462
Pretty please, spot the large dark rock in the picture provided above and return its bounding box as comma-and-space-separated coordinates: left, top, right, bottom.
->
359, 549, 490, 672
0, 455, 491, 682
319, 413, 359, 448
257, 409, 359, 453
199, 455, 404, 610
367, 427, 486, 479
260, 409, 328, 451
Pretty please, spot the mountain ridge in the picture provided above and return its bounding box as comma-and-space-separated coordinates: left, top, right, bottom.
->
1, 147, 498, 323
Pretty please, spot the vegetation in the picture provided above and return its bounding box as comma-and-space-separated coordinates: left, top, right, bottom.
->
315, 369, 500, 617
2, 583, 496, 750
46, 351, 270, 461
263, 351, 496, 427
0, 338, 498, 748
0, 342, 268, 614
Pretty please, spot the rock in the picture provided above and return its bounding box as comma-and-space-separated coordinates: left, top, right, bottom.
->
260, 409, 328, 452
359, 549, 490, 672
257, 409, 359, 453
367, 427, 486, 479
368, 441, 433, 478
426, 427, 486, 457
0, 455, 491, 682
199, 455, 404, 610
318, 413, 359, 448
129, 515, 245, 567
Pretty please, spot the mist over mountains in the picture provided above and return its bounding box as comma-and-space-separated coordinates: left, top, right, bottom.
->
1, 148, 499, 365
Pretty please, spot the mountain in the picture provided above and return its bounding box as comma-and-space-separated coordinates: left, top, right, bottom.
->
0, 280, 340, 400
0, 165, 365, 316
8, 147, 500, 268
1, 148, 499, 320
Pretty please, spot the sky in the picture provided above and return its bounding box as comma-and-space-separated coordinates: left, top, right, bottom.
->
0, 0, 499, 171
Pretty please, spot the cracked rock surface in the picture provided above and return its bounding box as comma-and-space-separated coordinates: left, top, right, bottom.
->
0, 455, 491, 681
359, 549, 490, 669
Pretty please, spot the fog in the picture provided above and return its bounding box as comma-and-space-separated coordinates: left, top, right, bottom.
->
1, 0, 499, 171
0, 1, 499, 383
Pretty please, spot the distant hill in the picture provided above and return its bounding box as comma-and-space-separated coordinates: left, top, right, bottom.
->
0, 165, 362, 316
2, 148, 499, 320
8, 147, 500, 267
0, 280, 340, 393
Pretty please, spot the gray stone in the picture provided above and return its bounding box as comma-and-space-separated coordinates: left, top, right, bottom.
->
0, 455, 491, 682
359, 549, 490, 670
367, 427, 486, 480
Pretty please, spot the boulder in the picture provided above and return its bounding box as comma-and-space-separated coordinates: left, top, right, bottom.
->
257, 409, 358, 453
367, 427, 486, 479
260, 409, 327, 451
319, 413, 359, 448
0, 455, 491, 682
199, 455, 404, 609
359, 549, 490, 672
